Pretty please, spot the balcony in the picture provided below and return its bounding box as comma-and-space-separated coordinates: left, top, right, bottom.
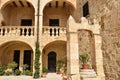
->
42, 26, 67, 43
0, 26, 66, 37
0, 26, 34, 36
42, 26, 66, 36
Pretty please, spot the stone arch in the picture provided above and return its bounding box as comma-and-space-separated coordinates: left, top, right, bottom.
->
0, 0, 35, 26
0, 0, 36, 11
41, 0, 76, 14
42, 0, 75, 26
78, 29, 96, 70
0, 41, 34, 71
42, 40, 67, 71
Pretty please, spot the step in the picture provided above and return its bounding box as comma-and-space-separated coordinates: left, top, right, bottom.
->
81, 77, 99, 80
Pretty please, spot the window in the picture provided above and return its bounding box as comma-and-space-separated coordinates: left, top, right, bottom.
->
21, 19, 32, 26
83, 2, 89, 17
49, 19, 59, 26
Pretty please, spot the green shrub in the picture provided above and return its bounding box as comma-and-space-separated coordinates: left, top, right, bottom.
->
7, 61, 18, 75
42, 67, 48, 73
34, 41, 40, 78
0, 71, 4, 76
25, 70, 32, 76
15, 69, 21, 75
0, 65, 6, 76
5, 71, 12, 76
22, 64, 29, 75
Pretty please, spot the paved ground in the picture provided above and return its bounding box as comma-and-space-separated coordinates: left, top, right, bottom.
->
0, 73, 62, 80
41, 73, 62, 80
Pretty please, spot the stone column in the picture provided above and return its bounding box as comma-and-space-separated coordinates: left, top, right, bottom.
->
67, 32, 80, 80
67, 15, 80, 80
32, 49, 35, 75
94, 34, 105, 80
19, 50, 24, 71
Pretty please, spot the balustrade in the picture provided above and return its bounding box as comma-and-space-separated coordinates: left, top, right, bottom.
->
0, 26, 66, 37
0, 26, 34, 36
43, 26, 66, 36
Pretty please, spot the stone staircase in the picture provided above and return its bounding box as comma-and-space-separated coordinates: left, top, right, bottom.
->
80, 69, 99, 80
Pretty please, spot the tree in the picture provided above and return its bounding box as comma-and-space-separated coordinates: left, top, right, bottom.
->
34, 41, 41, 78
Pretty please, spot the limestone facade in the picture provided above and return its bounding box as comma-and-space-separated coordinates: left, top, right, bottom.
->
0, 0, 119, 80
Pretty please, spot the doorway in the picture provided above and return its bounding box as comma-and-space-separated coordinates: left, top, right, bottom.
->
13, 50, 20, 70
24, 50, 31, 70
48, 51, 56, 72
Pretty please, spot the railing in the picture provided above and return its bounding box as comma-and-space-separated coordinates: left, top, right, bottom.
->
42, 26, 66, 36
0, 26, 34, 36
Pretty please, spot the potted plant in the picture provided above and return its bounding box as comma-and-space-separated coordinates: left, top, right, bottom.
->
22, 64, 29, 75
41, 67, 48, 78
56, 60, 62, 74
7, 61, 18, 75
79, 53, 89, 69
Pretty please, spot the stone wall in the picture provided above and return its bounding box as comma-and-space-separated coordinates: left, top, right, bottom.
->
101, 1, 120, 80
94, 0, 120, 80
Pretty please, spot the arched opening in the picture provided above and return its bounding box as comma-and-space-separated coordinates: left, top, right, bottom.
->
42, 40, 67, 73
78, 29, 96, 70
48, 51, 56, 72
0, 41, 33, 71
1, 0, 35, 26
43, 1, 75, 27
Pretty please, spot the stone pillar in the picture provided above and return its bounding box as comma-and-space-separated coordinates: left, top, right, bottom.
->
94, 34, 105, 80
67, 32, 80, 80
34, 7, 43, 76
32, 49, 35, 75
19, 50, 24, 71
67, 16, 80, 80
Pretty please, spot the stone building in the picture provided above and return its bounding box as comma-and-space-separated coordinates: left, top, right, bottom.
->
0, 0, 119, 80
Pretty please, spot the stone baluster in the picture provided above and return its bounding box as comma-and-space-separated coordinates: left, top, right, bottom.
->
47, 28, 50, 36
0, 28, 2, 36
31, 28, 34, 36
15, 28, 18, 36
13, 28, 16, 36
26, 28, 28, 36
2, 28, 4, 36
57, 28, 60, 36
4, 28, 7, 36
52, 28, 54, 36
56, 27, 58, 36
8, 28, 11, 36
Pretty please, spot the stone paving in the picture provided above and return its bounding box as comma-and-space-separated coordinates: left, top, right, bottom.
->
0, 73, 62, 80
41, 73, 62, 80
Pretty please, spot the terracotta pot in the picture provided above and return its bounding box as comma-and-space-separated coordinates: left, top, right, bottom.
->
41, 73, 47, 78
56, 71, 61, 74
82, 64, 89, 69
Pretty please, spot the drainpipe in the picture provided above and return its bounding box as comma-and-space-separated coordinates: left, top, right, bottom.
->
37, 0, 40, 42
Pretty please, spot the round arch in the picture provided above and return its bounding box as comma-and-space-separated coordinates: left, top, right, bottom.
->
0, 0, 36, 11
0, 41, 34, 71
0, 0, 36, 26
42, 40, 67, 72
0, 40, 35, 51
41, 0, 76, 14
